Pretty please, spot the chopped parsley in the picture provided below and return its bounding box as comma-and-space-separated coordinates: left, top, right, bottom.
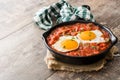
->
81, 29, 84, 32
71, 37, 75, 40
63, 46, 66, 48
91, 46, 96, 49
89, 32, 92, 37
78, 32, 81, 34
72, 29, 75, 32
89, 39, 91, 41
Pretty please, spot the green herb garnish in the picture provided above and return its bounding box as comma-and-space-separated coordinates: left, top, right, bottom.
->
91, 46, 96, 49
63, 46, 66, 48
89, 32, 92, 36
81, 29, 84, 32
72, 29, 75, 32
78, 32, 81, 34
71, 37, 75, 40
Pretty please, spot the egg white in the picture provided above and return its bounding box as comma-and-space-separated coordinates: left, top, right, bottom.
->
52, 36, 80, 52
77, 30, 106, 43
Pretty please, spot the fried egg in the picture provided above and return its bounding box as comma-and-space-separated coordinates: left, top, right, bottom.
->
77, 30, 106, 43
52, 36, 80, 52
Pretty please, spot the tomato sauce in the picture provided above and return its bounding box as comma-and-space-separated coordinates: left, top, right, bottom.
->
47, 23, 111, 57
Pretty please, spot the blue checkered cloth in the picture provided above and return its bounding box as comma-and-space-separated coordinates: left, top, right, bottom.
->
34, 0, 95, 30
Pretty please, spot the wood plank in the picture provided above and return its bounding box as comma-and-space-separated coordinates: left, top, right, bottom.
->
70, 0, 120, 24
47, 56, 120, 80
0, 0, 59, 80
0, 0, 58, 39
0, 23, 55, 80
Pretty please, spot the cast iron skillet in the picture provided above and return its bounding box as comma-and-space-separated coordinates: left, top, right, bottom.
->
42, 20, 118, 65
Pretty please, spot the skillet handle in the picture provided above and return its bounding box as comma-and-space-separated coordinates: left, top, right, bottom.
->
110, 32, 118, 45
103, 26, 118, 45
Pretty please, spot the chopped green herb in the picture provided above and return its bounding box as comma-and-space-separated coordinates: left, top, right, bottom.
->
71, 37, 75, 40
63, 46, 66, 48
81, 29, 84, 32
89, 34, 91, 36
78, 32, 81, 34
89, 32, 92, 36
72, 29, 75, 32
91, 46, 96, 49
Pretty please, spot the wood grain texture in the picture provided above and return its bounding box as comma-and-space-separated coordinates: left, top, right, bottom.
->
0, 0, 119, 80
0, 23, 55, 80
47, 57, 120, 80
0, 0, 58, 39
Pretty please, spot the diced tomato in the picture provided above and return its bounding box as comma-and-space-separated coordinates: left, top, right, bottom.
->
86, 53, 92, 56
47, 23, 110, 57
99, 43, 106, 47
101, 30, 109, 38
66, 52, 78, 56
92, 26, 99, 30
80, 50, 85, 56
90, 43, 97, 46
84, 24, 91, 31
100, 47, 106, 50
93, 50, 99, 54
70, 32, 78, 36
48, 39, 55, 45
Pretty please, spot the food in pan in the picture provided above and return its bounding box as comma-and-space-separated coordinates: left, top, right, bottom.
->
52, 36, 80, 52
47, 23, 111, 57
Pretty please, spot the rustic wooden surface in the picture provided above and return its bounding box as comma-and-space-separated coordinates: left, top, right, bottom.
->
0, 0, 120, 80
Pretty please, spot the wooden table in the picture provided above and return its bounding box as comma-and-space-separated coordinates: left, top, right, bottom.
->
0, 0, 120, 80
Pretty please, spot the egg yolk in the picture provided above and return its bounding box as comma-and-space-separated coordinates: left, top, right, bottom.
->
61, 39, 79, 50
80, 31, 96, 40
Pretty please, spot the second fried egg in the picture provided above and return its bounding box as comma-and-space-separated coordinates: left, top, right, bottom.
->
77, 30, 106, 43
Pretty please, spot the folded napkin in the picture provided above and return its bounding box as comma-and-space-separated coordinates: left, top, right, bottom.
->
44, 46, 118, 72
34, 0, 95, 30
